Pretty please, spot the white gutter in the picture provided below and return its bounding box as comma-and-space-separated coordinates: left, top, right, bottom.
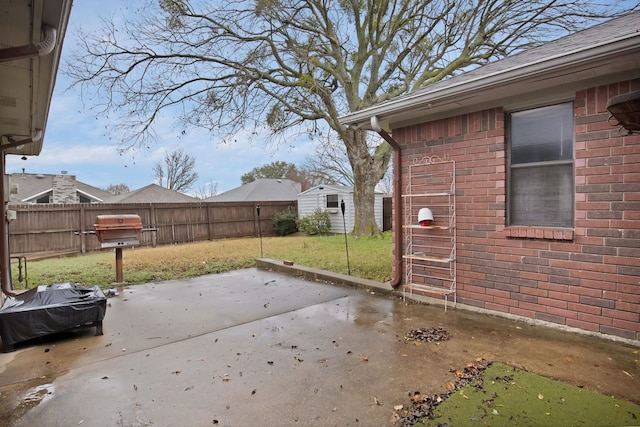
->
22, 187, 53, 203
1, 130, 43, 151
77, 189, 104, 203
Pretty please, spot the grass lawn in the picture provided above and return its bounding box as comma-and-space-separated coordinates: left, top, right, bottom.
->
11, 232, 393, 289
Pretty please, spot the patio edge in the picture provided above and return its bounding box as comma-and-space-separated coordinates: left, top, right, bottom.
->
255, 258, 640, 347
255, 258, 398, 297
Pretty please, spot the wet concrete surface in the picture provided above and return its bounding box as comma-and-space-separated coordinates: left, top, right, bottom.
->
0, 268, 638, 426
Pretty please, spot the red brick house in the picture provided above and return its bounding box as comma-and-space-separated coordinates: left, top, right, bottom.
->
340, 12, 640, 343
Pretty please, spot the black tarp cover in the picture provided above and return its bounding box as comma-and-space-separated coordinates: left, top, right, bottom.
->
0, 283, 106, 352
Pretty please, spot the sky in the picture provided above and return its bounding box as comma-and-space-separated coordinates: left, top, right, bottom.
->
5, 1, 317, 196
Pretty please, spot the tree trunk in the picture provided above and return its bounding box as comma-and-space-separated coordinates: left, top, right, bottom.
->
352, 162, 380, 236
344, 128, 391, 236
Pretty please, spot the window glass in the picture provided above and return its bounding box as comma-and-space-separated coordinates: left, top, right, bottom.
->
508, 103, 574, 228
510, 165, 574, 227
511, 103, 573, 164
326, 194, 339, 208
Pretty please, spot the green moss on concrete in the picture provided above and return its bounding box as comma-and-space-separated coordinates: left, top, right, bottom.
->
417, 363, 639, 427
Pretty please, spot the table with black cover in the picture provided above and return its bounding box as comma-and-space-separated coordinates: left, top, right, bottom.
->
0, 283, 106, 352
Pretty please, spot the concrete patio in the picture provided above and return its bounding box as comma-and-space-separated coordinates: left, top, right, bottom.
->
0, 267, 638, 426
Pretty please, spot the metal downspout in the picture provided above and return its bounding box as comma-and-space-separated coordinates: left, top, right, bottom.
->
0, 154, 14, 297
0, 23, 58, 295
0, 25, 57, 63
370, 116, 403, 288
0, 131, 43, 297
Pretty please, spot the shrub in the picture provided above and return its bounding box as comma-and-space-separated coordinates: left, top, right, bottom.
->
272, 207, 298, 236
297, 209, 332, 235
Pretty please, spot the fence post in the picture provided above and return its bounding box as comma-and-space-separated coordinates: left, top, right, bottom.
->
150, 204, 157, 247
79, 205, 86, 254
206, 203, 212, 241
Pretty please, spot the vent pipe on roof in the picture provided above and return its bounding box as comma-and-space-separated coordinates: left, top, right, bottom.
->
0, 25, 57, 63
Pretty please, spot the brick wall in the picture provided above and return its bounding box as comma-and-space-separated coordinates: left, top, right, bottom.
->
394, 79, 640, 342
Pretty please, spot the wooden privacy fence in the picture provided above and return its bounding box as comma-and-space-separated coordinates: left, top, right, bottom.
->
7, 201, 297, 257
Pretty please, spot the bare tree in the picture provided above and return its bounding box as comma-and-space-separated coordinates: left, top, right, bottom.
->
284, 166, 315, 192
301, 134, 355, 187
105, 183, 130, 195
376, 163, 394, 196
300, 134, 394, 192
152, 149, 198, 192
194, 180, 220, 199
67, 0, 634, 235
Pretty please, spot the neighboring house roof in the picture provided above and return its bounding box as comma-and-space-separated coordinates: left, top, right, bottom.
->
339, 11, 640, 129
207, 179, 301, 202
8, 174, 199, 204
109, 184, 200, 203
8, 173, 112, 204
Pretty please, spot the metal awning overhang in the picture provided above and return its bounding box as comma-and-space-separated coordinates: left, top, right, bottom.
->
0, 0, 73, 156
339, 32, 640, 132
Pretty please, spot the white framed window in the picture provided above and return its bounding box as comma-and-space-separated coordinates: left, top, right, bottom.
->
326, 194, 339, 209
508, 102, 574, 228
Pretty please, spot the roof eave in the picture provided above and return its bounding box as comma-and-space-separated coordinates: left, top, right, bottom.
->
21, 188, 53, 202
77, 189, 104, 202
339, 33, 640, 130
0, 0, 74, 156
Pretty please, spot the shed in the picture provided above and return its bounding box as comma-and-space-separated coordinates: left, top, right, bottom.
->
297, 184, 383, 233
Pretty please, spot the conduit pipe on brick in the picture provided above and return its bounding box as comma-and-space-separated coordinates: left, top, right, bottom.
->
370, 116, 402, 288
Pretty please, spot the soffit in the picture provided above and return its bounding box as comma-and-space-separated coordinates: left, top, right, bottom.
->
0, 0, 72, 156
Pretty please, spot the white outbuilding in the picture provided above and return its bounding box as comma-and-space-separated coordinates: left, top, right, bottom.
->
297, 184, 384, 233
